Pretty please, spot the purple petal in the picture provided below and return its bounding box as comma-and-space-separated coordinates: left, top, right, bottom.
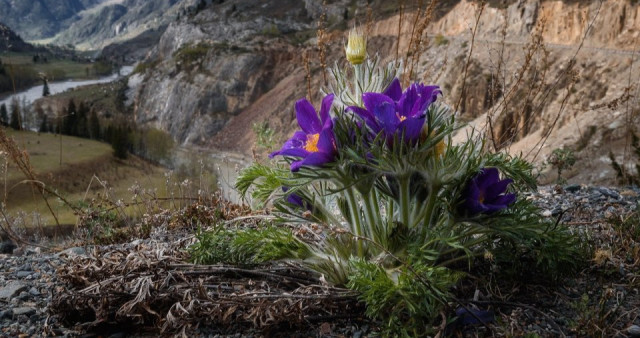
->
491, 193, 516, 207
348, 106, 381, 133
277, 147, 310, 157
475, 168, 500, 191
485, 178, 513, 200
316, 128, 336, 154
295, 98, 322, 134
287, 193, 305, 208
401, 84, 442, 118
291, 152, 333, 172
300, 152, 333, 167
398, 85, 419, 118
319, 94, 334, 125
383, 78, 402, 101
290, 160, 304, 172
269, 131, 308, 158
363, 93, 397, 135
398, 117, 425, 142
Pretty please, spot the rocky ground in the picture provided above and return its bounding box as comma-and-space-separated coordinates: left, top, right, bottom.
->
0, 184, 639, 337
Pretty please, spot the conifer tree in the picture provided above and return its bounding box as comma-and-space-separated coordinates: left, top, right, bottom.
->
88, 110, 101, 140
39, 114, 48, 133
42, 79, 50, 97
63, 100, 77, 135
9, 99, 20, 130
76, 102, 89, 138
0, 104, 8, 126
111, 125, 129, 159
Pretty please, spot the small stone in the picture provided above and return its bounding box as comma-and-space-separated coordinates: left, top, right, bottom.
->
56, 247, 87, 257
627, 325, 640, 338
598, 187, 620, 199
565, 184, 581, 193
15, 271, 32, 278
28, 287, 39, 296
0, 309, 12, 319
0, 241, 16, 254
17, 264, 32, 271
0, 281, 27, 300
12, 307, 35, 317
542, 210, 552, 217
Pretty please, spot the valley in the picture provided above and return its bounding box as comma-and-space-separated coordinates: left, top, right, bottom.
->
0, 1, 639, 337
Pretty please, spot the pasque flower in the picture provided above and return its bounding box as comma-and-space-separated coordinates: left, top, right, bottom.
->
270, 94, 337, 172
345, 28, 367, 65
347, 78, 441, 144
460, 168, 516, 216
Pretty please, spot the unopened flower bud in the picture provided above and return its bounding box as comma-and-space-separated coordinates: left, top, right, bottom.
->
345, 28, 366, 65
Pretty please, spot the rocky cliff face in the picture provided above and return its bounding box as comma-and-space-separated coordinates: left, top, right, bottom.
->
130, 0, 640, 185
128, 0, 353, 147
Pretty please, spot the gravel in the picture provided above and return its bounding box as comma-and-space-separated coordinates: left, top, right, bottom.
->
0, 184, 638, 336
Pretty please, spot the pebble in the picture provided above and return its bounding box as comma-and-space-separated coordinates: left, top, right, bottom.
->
12, 307, 35, 317
0, 281, 27, 300
0, 249, 64, 336
628, 325, 640, 338
55, 246, 87, 257
0, 185, 635, 337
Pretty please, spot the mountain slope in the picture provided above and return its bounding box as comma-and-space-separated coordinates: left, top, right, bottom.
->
127, 0, 640, 186
51, 0, 190, 50
0, 22, 36, 52
0, 0, 104, 40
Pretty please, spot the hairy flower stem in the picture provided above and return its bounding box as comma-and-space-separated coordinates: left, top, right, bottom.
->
399, 177, 411, 229
346, 187, 364, 257
353, 64, 362, 106
420, 185, 439, 233
362, 190, 380, 244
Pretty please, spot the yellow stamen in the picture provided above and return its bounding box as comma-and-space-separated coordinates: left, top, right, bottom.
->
478, 194, 485, 203
304, 133, 320, 152
397, 114, 407, 122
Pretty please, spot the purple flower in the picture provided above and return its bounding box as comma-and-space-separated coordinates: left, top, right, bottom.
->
460, 168, 516, 216
270, 94, 337, 172
281, 187, 311, 210
347, 78, 441, 144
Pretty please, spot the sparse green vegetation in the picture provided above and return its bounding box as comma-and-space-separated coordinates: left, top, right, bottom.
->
132, 59, 161, 75
434, 33, 449, 46
548, 148, 576, 184
261, 24, 281, 37
0, 129, 168, 225
174, 42, 211, 67
251, 121, 275, 151
610, 131, 640, 186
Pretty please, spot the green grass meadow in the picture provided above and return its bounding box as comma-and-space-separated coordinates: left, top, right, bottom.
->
2, 129, 171, 226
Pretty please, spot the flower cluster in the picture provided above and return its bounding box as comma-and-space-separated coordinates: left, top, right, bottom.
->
348, 78, 441, 144
235, 27, 583, 335
269, 94, 337, 172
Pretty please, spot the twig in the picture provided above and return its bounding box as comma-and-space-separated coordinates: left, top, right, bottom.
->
454, 0, 486, 113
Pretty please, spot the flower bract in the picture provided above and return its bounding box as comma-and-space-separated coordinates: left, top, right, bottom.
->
270, 94, 337, 172
460, 167, 516, 216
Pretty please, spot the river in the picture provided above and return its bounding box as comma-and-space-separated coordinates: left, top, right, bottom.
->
0, 66, 134, 109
